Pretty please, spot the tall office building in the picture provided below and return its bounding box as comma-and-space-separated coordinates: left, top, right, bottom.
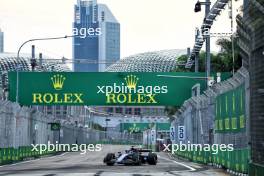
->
73, 0, 120, 72
0, 28, 3, 53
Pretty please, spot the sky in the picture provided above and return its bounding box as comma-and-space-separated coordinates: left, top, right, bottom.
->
0, 0, 242, 59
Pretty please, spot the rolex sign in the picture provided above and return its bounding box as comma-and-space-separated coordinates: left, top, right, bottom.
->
8, 72, 210, 106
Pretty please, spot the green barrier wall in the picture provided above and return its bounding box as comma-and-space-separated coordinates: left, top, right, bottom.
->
249, 163, 264, 176
173, 148, 249, 174
0, 146, 57, 166
215, 84, 246, 133
0, 142, 140, 165
209, 84, 249, 174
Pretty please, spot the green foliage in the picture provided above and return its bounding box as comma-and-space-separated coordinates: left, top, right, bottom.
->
212, 36, 242, 72
173, 55, 190, 72
173, 36, 242, 73
164, 106, 179, 121
92, 123, 105, 131
168, 36, 242, 117
195, 35, 242, 72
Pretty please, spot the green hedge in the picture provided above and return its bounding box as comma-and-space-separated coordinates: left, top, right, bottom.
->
0, 146, 57, 165
174, 148, 249, 174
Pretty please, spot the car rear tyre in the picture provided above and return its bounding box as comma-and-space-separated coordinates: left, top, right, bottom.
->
106, 163, 114, 166
104, 153, 115, 166
147, 153, 157, 165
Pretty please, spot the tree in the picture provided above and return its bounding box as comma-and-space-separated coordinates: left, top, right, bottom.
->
173, 35, 242, 73
168, 36, 242, 118
214, 36, 242, 72
173, 55, 190, 72
164, 106, 179, 121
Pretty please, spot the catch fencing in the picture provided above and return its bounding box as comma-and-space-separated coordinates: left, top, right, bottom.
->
0, 100, 142, 165
171, 67, 250, 175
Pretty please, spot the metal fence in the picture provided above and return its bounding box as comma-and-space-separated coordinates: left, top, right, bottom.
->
237, 0, 264, 174
0, 100, 142, 150
171, 67, 250, 174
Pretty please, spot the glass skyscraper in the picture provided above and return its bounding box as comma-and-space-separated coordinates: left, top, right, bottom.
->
73, 0, 120, 72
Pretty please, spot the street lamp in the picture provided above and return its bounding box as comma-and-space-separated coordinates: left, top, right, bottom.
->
15, 35, 76, 103
194, 0, 211, 13
16, 35, 75, 60
194, 1, 202, 12
15, 64, 22, 103
194, 0, 211, 86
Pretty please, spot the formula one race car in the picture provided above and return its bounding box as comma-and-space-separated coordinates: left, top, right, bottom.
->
103, 146, 158, 166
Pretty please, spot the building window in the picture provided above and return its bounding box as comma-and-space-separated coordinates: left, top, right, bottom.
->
56, 106, 61, 115
134, 108, 141, 115
115, 107, 123, 114
47, 106, 52, 115
63, 106, 67, 115
125, 108, 132, 115
108, 107, 113, 113
101, 11, 105, 21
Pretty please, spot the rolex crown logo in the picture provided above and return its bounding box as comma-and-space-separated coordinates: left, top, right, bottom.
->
51, 74, 66, 90
124, 75, 139, 89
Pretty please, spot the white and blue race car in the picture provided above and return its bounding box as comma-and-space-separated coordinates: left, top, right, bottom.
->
103, 146, 157, 166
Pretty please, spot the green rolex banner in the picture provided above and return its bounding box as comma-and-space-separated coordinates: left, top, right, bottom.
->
8, 72, 229, 106
121, 123, 170, 133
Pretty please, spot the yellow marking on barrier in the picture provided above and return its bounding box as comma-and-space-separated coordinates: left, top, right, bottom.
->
219, 119, 223, 130
232, 117, 237, 129
240, 115, 245, 129
215, 120, 218, 130
225, 118, 230, 129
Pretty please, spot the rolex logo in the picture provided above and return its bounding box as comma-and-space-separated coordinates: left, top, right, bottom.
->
124, 75, 139, 89
51, 74, 66, 90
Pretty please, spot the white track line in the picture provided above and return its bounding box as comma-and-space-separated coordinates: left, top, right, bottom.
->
0, 159, 41, 167
158, 155, 196, 171
48, 152, 68, 159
